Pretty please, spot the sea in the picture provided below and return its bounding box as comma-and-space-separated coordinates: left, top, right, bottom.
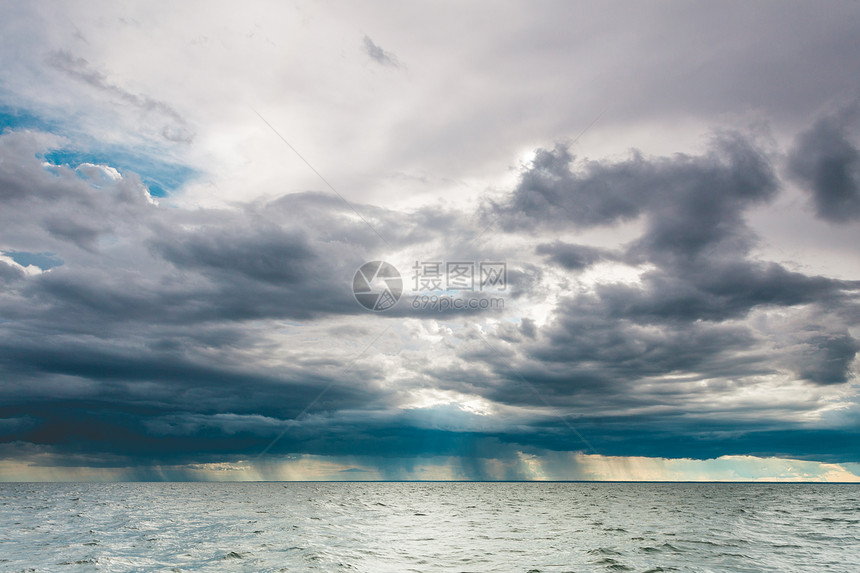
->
1, 482, 858, 572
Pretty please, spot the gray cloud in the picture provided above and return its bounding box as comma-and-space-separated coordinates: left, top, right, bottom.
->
362, 35, 400, 68
2, 95, 860, 472
789, 103, 860, 223
0, 131, 155, 252
784, 327, 860, 385
418, 131, 860, 455
491, 133, 777, 239
0, 259, 25, 283
535, 241, 615, 271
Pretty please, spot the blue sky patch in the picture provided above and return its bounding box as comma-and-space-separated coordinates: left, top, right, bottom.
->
0, 105, 59, 133
2, 251, 64, 271
42, 148, 196, 198
1, 105, 196, 197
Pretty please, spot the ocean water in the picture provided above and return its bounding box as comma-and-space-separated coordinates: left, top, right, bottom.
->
1, 482, 858, 572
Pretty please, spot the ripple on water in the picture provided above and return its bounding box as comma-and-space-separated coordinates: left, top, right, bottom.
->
1, 482, 858, 573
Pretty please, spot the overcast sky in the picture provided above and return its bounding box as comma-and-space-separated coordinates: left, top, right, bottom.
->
2, 0, 860, 481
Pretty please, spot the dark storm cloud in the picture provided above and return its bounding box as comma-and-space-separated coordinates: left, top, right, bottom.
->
493, 132, 859, 318
0, 130, 392, 325
511, 420, 860, 463
493, 134, 858, 328
468, 314, 764, 411
535, 241, 615, 271
490, 143, 647, 230
492, 133, 777, 236
0, 322, 387, 467
0, 259, 25, 283
789, 102, 860, 223
591, 261, 856, 325
153, 228, 314, 283
785, 329, 860, 386
0, 127, 402, 467
2, 110, 860, 472
463, 130, 860, 436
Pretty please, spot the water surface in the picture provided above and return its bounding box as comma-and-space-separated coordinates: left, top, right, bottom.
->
1, 482, 858, 572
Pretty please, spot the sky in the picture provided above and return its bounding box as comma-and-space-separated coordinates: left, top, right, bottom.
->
1, 0, 860, 482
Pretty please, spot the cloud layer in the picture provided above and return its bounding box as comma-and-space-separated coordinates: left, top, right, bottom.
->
1, 1, 860, 481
